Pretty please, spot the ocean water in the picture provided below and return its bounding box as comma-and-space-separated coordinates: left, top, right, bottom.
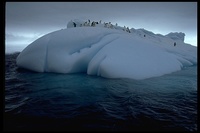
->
4, 52, 197, 131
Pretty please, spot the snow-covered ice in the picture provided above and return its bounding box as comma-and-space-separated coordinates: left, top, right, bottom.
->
16, 19, 197, 80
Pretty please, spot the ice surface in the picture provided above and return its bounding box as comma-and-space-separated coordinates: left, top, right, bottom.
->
165, 32, 185, 42
16, 20, 197, 80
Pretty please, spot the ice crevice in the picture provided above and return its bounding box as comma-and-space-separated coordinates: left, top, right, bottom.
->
69, 33, 120, 56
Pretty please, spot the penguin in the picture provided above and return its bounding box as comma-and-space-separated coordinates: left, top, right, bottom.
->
174, 42, 176, 46
73, 22, 76, 27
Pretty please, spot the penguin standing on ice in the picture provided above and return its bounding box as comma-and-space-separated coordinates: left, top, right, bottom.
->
73, 22, 76, 27
174, 42, 176, 46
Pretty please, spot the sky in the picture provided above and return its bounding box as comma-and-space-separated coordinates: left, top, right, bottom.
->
5, 2, 197, 53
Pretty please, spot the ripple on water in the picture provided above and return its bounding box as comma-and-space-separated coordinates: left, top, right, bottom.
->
4, 53, 197, 131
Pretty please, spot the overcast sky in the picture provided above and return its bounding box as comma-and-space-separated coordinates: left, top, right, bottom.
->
5, 2, 197, 53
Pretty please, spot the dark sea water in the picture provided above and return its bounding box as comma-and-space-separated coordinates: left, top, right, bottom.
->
4, 52, 197, 131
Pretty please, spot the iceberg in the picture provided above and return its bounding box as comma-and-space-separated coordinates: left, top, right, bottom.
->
16, 20, 197, 80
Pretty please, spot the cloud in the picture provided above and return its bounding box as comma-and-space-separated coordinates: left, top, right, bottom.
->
5, 2, 197, 53
5, 32, 44, 50
6, 2, 196, 30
